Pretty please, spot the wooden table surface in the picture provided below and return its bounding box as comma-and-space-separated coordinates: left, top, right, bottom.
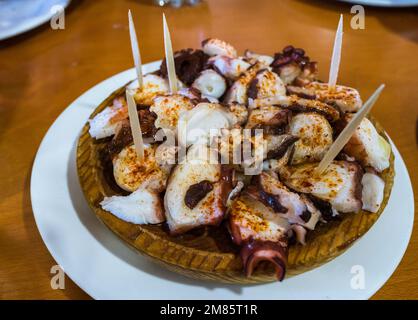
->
0, 0, 417, 300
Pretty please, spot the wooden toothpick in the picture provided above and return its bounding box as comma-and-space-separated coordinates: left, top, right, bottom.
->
162, 13, 178, 94
316, 84, 385, 174
128, 9, 143, 88
328, 14, 343, 90
126, 90, 145, 160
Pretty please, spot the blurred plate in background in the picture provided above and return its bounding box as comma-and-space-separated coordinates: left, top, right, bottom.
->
340, 0, 418, 7
0, 0, 70, 41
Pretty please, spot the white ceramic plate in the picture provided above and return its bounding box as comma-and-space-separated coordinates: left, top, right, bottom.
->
339, 0, 418, 7
31, 61, 414, 300
0, 0, 71, 41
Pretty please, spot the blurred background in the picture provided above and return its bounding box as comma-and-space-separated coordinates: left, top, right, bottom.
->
0, 0, 417, 299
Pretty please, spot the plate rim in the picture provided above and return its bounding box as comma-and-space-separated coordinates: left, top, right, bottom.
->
339, 0, 418, 7
0, 0, 71, 41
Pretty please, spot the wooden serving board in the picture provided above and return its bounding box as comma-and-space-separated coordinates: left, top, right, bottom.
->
76, 84, 395, 284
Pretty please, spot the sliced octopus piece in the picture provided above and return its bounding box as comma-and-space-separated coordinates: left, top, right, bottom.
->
227, 102, 248, 125
164, 144, 233, 235
264, 134, 299, 160
128, 74, 170, 106
213, 128, 297, 174
88, 97, 128, 139
240, 134, 294, 167
265, 147, 294, 174
89, 97, 158, 141
201, 38, 238, 58
159, 48, 209, 86
229, 194, 290, 280
280, 161, 363, 213
244, 50, 274, 67
112, 144, 171, 193
286, 85, 316, 100
202, 95, 219, 103
208, 55, 251, 80
246, 172, 321, 230
343, 115, 391, 172
249, 95, 340, 122
271, 45, 318, 86
106, 115, 159, 159
177, 87, 203, 104
192, 69, 227, 99
150, 94, 195, 132
289, 112, 333, 165
223, 62, 266, 104
306, 82, 362, 113
178, 102, 237, 147
245, 105, 292, 135
100, 186, 165, 225
106, 119, 133, 158
303, 194, 339, 222
247, 69, 286, 100
214, 128, 244, 166
361, 172, 385, 213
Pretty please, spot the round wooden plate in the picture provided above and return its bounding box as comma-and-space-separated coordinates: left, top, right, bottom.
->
76, 84, 395, 284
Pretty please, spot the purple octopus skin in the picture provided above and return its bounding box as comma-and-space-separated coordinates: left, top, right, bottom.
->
240, 239, 288, 281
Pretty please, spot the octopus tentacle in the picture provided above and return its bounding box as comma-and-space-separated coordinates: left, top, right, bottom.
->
240, 240, 288, 281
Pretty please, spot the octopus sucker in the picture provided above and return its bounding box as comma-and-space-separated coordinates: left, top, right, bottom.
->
192, 69, 227, 99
